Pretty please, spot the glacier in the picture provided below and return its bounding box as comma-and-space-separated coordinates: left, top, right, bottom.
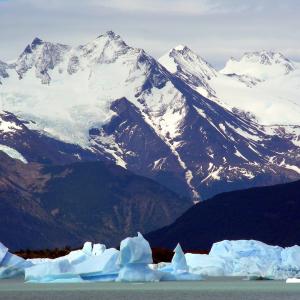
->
2, 238, 300, 282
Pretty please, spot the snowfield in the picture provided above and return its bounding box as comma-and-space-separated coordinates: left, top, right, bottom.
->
160, 46, 300, 126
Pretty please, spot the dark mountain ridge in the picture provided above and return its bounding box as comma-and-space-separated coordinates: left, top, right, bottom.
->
146, 180, 300, 250
0, 152, 189, 251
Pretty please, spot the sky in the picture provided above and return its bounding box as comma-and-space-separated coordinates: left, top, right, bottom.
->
0, 0, 299, 68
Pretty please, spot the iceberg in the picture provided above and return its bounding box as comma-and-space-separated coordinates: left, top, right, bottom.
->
186, 253, 229, 277
75, 248, 120, 281
24, 240, 120, 283
160, 244, 202, 281
287, 278, 300, 283
0, 252, 32, 279
0, 242, 32, 279
25, 259, 82, 283
172, 244, 189, 273
186, 240, 300, 280
24, 242, 117, 283
3, 237, 300, 282
116, 233, 161, 282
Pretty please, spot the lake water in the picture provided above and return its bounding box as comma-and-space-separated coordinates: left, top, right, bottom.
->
0, 277, 300, 300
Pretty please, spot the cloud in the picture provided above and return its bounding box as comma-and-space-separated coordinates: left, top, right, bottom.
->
98, 0, 219, 15
0, 0, 299, 67
2, 0, 268, 16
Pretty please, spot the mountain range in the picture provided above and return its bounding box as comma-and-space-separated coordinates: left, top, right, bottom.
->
0, 31, 299, 201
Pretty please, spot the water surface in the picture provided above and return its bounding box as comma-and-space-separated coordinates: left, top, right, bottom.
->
0, 277, 300, 300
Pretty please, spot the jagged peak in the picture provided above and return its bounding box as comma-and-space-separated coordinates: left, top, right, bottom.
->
160, 44, 217, 77
173, 44, 188, 51
22, 37, 44, 54
95, 31, 132, 47
21, 37, 69, 57
96, 30, 121, 41
84, 31, 130, 54
169, 44, 196, 56
169, 45, 215, 69
31, 37, 43, 47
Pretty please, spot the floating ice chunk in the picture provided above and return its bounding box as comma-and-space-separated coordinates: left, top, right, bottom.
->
210, 240, 282, 262
160, 244, 202, 281
118, 232, 153, 266
0, 242, 32, 279
25, 259, 82, 283
75, 248, 120, 281
287, 278, 300, 283
116, 233, 161, 282
172, 244, 188, 273
0, 252, 32, 279
186, 240, 300, 279
25, 243, 116, 283
185, 253, 229, 276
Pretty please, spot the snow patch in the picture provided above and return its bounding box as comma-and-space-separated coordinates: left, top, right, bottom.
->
0, 144, 28, 163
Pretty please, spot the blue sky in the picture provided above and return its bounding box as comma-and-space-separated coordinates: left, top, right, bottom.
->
0, 0, 299, 68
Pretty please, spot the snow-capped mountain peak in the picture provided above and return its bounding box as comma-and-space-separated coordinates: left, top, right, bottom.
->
80, 30, 132, 64
221, 50, 295, 80
159, 44, 217, 78
159, 45, 217, 97
15, 37, 70, 83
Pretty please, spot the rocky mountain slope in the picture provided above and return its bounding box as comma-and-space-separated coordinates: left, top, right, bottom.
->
0, 31, 299, 200
0, 152, 189, 251
146, 180, 300, 250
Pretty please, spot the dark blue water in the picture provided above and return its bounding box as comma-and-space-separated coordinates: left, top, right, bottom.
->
0, 278, 300, 300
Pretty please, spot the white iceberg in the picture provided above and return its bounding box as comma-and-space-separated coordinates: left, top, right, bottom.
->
4, 237, 300, 282
186, 240, 300, 280
0, 242, 33, 279
286, 278, 300, 283
0, 252, 32, 279
160, 244, 202, 281
116, 233, 161, 282
186, 253, 229, 277
25, 242, 115, 283
25, 259, 82, 283
75, 248, 120, 281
